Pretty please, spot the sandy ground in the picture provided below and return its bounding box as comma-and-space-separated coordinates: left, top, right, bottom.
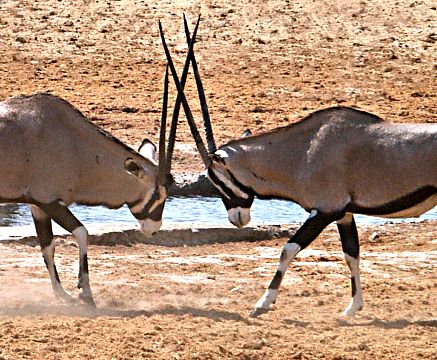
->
0, 222, 436, 359
0, 0, 436, 359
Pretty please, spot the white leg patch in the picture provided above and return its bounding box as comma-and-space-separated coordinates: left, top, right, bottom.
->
42, 242, 72, 299
343, 253, 363, 316
252, 243, 301, 316
73, 226, 89, 257
278, 243, 301, 272
255, 289, 279, 310
42, 242, 59, 288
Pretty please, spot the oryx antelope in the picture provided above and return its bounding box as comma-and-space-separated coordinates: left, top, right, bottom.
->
160, 17, 437, 317
0, 65, 177, 305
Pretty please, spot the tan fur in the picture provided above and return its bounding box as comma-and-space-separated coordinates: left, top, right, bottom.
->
217, 107, 437, 215
0, 93, 157, 208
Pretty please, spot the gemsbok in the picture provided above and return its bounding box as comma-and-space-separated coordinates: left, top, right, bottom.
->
160, 16, 437, 317
0, 58, 185, 306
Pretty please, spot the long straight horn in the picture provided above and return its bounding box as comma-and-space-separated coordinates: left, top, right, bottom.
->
159, 17, 212, 169
157, 65, 169, 186
164, 17, 196, 175
183, 14, 217, 154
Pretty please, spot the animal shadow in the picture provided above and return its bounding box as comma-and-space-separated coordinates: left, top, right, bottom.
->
337, 317, 437, 329
0, 303, 251, 324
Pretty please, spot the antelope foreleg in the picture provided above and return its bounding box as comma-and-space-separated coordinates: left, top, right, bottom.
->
31, 206, 75, 303
38, 202, 96, 307
250, 210, 339, 318
73, 226, 95, 307
337, 214, 363, 316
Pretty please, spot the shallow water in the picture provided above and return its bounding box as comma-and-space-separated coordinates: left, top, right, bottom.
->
0, 197, 436, 238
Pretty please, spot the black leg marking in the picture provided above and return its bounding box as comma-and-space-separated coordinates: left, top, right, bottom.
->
267, 210, 338, 291
37, 201, 83, 233
251, 210, 340, 317
268, 270, 283, 291
351, 276, 357, 297
289, 210, 342, 249
78, 253, 95, 307
78, 255, 89, 289
336, 214, 363, 315
337, 214, 359, 258
35, 202, 95, 307
43, 257, 61, 284
31, 205, 77, 303
32, 209, 54, 248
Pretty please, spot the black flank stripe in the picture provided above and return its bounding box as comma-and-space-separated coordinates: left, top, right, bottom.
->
346, 186, 436, 216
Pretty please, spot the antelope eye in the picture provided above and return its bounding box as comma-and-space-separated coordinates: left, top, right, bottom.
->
150, 189, 159, 201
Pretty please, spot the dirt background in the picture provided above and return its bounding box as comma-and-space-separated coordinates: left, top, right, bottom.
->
0, 0, 436, 359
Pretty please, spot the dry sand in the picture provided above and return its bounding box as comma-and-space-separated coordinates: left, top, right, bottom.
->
0, 0, 436, 359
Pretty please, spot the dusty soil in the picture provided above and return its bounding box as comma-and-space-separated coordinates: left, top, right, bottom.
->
0, 222, 436, 359
0, 0, 436, 359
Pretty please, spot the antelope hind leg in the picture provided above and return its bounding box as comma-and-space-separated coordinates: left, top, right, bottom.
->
337, 213, 363, 316
31, 205, 76, 303
251, 210, 339, 317
38, 202, 96, 307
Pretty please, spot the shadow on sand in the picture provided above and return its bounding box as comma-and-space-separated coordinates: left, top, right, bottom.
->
0, 303, 252, 324
337, 317, 437, 329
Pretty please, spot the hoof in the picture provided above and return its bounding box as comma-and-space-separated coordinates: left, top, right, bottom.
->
250, 307, 270, 318
54, 290, 78, 305
342, 303, 363, 317
79, 293, 96, 308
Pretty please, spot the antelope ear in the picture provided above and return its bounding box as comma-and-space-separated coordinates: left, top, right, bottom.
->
210, 153, 226, 165
241, 129, 252, 137
124, 158, 145, 178
138, 139, 157, 162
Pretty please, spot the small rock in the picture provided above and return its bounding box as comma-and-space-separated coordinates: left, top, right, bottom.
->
15, 36, 27, 43
369, 232, 380, 241
121, 106, 138, 113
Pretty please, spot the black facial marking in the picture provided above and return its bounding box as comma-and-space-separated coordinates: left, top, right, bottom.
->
147, 201, 166, 222
207, 168, 235, 199
222, 193, 255, 211
207, 168, 255, 210
211, 153, 226, 165
130, 188, 165, 221
227, 169, 254, 198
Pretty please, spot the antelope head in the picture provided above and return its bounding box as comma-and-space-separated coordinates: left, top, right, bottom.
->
125, 65, 175, 236
159, 15, 254, 228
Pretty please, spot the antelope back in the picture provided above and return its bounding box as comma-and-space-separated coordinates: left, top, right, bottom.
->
0, 93, 157, 208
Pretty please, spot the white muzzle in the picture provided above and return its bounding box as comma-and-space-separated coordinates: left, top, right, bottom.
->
227, 207, 251, 228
